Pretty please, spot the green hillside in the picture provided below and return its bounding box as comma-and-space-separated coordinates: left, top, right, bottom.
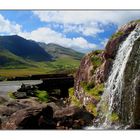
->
0, 39, 84, 78
39, 43, 84, 60
0, 49, 35, 69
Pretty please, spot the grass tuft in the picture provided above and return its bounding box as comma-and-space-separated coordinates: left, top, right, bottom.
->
8, 92, 16, 99
110, 31, 124, 40
69, 88, 82, 107
35, 90, 49, 102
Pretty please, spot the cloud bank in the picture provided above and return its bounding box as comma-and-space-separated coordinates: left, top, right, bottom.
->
1, 11, 140, 53
0, 14, 21, 34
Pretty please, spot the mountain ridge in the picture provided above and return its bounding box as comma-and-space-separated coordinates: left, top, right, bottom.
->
0, 35, 84, 77
38, 42, 84, 60
0, 35, 52, 62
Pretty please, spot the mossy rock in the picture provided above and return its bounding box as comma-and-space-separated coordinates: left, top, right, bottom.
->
110, 31, 124, 40
69, 88, 82, 107
86, 103, 97, 116
82, 83, 104, 101
108, 112, 119, 123
91, 55, 102, 68
83, 82, 95, 91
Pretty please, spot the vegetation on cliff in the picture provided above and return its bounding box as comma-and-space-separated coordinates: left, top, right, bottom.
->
69, 87, 82, 107
110, 31, 124, 40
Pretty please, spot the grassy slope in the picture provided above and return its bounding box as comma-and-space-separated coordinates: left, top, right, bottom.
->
0, 50, 36, 69
0, 55, 81, 78
0, 43, 83, 78
39, 43, 84, 60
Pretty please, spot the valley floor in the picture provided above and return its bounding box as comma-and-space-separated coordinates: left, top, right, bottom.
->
0, 56, 80, 79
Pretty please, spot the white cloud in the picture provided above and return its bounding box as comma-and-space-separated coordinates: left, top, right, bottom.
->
33, 11, 106, 36
33, 11, 140, 36
1, 11, 140, 53
0, 14, 21, 34
19, 27, 97, 53
0, 13, 97, 53
63, 23, 104, 36
33, 11, 140, 26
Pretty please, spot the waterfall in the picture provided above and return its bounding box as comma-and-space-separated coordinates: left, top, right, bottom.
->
90, 26, 140, 129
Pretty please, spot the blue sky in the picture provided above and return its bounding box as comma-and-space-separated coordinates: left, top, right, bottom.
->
0, 11, 140, 53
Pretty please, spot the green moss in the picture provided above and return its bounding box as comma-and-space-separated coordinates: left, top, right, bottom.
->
86, 103, 97, 116
91, 55, 102, 68
8, 92, 16, 99
69, 88, 82, 107
90, 51, 103, 75
84, 82, 95, 91
108, 112, 119, 122
100, 100, 109, 113
110, 31, 124, 40
81, 83, 104, 102
35, 90, 49, 102
80, 82, 104, 116
80, 81, 87, 88
69, 87, 75, 96
89, 84, 104, 95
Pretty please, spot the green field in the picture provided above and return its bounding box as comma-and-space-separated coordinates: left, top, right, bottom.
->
0, 56, 81, 78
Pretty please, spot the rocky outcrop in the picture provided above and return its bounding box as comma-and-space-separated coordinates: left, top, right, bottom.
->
0, 95, 94, 129
12, 84, 38, 99
74, 20, 140, 118
0, 97, 46, 128
1, 105, 55, 129
105, 21, 137, 59
54, 106, 94, 129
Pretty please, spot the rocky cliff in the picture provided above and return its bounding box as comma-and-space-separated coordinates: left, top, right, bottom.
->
74, 20, 140, 119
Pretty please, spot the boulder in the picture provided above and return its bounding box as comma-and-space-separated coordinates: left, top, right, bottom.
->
1, 105, 56, 129
0, 96, 94, 130
15, 84, 37, 98
13, 92, 27, 99
54, 106, 94, 129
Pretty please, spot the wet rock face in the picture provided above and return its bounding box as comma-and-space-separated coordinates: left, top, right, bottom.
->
105, 21, 137, 59
74, 54, 93, 94
122, 37, 140, 127
74, 51, 105, 106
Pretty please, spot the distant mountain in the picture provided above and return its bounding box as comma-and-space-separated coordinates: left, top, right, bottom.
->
0, 36, 84, 74
0, 35, 52, 61
39, 43, 84, 60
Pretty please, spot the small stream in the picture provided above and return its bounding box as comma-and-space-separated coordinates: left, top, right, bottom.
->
0, 80, 42, 97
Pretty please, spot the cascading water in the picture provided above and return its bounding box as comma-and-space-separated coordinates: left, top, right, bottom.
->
89, 26, 140, 129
